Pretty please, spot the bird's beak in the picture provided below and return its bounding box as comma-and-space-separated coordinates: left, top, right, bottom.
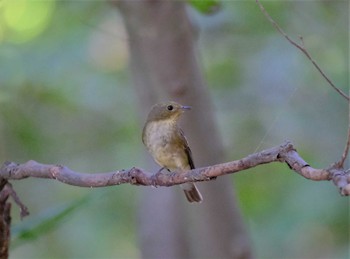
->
181, 105, 191, 111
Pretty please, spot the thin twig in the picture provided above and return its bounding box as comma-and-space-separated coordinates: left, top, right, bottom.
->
337, 107, 350, 168
256, 0, 350, 172
3, 183, 29, 219
256, 0, 349, 101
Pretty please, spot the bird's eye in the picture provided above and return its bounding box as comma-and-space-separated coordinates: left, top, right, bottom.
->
167, 105, 173, 111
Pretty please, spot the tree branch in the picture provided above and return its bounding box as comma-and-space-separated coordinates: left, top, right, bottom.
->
256, 0, 350, 175
256, 0, 349, 102
0, 141, 349, 210
0, 186, 12, 259
337, 109, 350, 168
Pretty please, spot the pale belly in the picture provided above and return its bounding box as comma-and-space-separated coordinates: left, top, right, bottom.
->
143, 121, 190, 171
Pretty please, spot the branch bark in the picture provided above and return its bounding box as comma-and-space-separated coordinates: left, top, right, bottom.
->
1, 141, 349, 197
0, 185, 11, 259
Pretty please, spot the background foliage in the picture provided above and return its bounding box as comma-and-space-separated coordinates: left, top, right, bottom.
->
0, 1, 348, 258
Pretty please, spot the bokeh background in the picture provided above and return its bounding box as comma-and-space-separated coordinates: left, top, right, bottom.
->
0, 1, 348, 258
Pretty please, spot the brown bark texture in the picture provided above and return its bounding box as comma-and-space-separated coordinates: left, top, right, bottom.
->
0, 182, 11, 259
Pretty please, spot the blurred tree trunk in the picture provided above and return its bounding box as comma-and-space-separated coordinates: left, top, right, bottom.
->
116, 1, 253, 258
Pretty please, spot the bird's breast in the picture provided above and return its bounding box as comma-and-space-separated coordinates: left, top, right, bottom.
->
143, 121, 188, 170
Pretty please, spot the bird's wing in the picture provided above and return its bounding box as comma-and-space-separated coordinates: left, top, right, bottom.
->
179, 128, 195, 169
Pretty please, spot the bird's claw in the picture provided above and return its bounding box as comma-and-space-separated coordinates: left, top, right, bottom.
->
151, 173, 158, 187
151, 167, 166, 187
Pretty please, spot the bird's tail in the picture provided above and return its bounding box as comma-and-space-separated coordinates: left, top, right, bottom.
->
180, 183, 203, 203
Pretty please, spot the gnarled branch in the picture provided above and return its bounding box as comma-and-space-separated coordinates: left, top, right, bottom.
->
1, 141, 349, 210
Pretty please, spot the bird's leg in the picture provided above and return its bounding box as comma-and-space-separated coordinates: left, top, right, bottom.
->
165, 168, 179, 179
169, 170, 178, 179
151, 167, 168, 187
157, 167, 167, 174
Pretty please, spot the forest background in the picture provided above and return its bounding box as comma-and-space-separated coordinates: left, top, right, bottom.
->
0, 1, 348, 258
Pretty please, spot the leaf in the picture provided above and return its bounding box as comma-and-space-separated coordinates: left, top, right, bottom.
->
187, 0, 221, 14
11, 194, 91, 248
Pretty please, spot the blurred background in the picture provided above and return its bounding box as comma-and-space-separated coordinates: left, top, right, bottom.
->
0, 0, 348, 258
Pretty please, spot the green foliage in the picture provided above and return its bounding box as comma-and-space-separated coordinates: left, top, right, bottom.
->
0, 0, 55, 43
187, 0, 221, 14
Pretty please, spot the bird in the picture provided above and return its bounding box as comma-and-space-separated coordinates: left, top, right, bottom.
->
142, 101, 203, 203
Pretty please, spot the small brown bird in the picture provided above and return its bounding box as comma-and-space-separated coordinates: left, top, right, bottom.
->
142, 101, 203, 203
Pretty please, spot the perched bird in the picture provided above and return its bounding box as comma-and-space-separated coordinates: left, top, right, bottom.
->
142, 101, 203, 203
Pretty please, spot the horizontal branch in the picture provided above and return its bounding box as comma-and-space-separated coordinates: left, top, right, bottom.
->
0, 141, 349, 197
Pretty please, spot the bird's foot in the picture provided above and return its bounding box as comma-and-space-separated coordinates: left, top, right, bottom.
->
151, 167, 167, 187
169, 171, 178, 179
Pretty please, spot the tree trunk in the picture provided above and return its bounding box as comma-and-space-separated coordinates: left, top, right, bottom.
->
117, 1, 253, 258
